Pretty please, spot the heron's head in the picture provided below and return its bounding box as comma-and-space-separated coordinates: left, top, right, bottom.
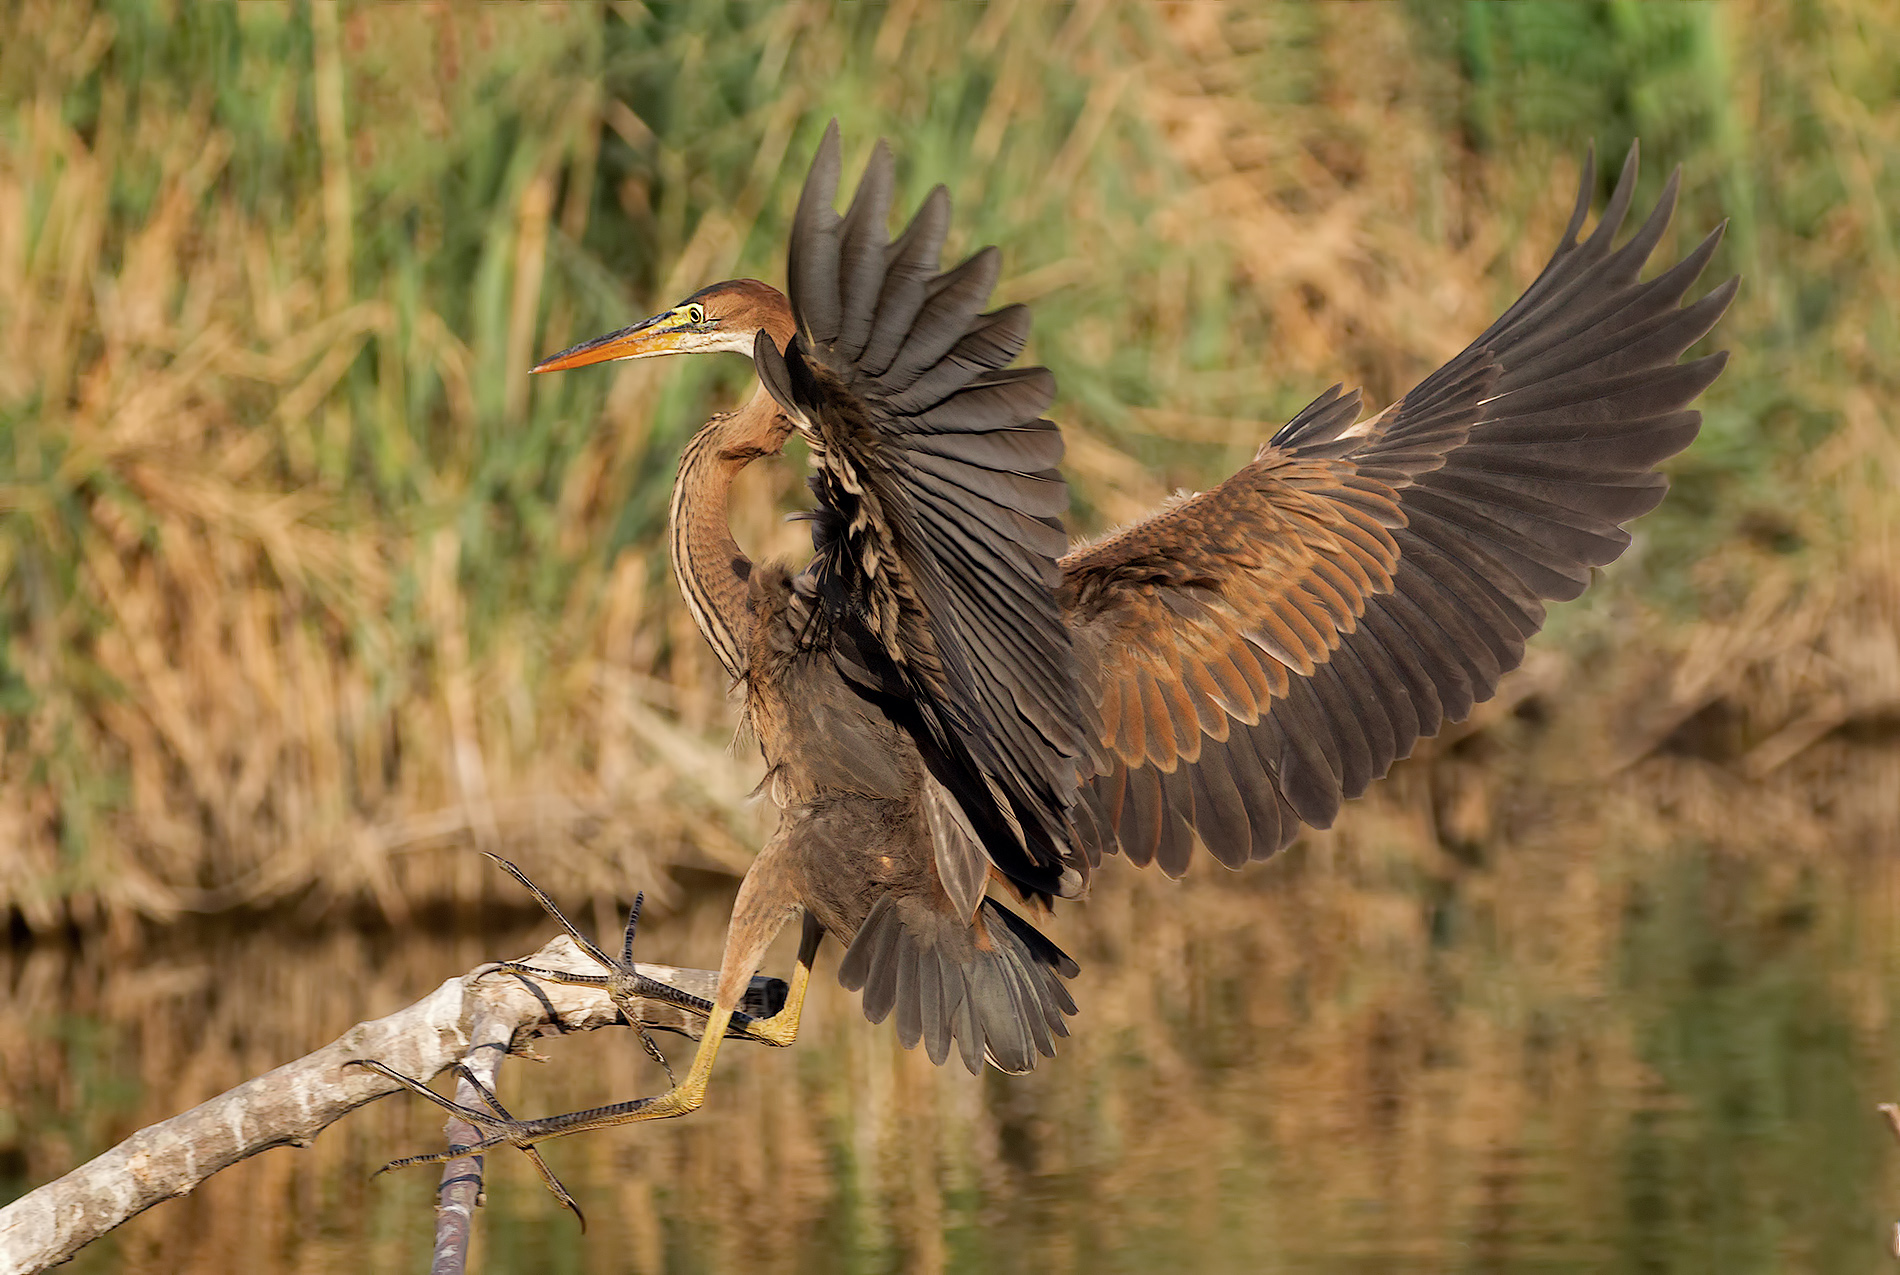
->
531, 278, 791, 373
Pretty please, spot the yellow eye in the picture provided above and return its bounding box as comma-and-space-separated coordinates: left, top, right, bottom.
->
687, 303, 706, 325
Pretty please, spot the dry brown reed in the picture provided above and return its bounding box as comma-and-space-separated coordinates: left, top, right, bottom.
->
4, 6, 1897, 1267
0, 4, 797, 928
1, 0, 1895, 943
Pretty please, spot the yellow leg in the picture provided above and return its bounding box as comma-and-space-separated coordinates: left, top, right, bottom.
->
357, 830, 805, 1168
740, 910, 823, 1048
611, 831, 802, 1119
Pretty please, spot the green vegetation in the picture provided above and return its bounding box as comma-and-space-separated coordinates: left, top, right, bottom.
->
9, 9, 1900, 1267
0, 1, 1892, 923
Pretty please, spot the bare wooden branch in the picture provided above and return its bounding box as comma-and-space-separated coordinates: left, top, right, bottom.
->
0, 936, 782, 1275
428, 1011, 514, 1275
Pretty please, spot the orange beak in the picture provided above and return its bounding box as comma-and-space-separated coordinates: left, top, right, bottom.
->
530, 313, 691, 374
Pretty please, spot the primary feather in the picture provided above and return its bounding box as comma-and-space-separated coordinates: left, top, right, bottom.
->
1063, 142, 1734, 873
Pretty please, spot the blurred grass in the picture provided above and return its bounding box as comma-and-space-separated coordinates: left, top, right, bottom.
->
0, 0, 1894, 927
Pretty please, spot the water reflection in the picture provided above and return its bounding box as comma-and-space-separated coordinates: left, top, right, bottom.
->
5, 774, 1898, 1273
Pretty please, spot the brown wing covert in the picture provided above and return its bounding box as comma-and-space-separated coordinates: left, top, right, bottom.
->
1064, 144, 1736, 875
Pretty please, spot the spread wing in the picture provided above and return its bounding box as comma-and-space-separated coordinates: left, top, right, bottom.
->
754, 123, 1092, 912
1062, 144, 1737, 875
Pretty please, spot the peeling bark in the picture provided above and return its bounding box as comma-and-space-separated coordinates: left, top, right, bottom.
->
0, 936, 782, 1275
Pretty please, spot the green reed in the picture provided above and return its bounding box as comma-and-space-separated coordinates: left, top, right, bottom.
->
0, 1, 1892, 923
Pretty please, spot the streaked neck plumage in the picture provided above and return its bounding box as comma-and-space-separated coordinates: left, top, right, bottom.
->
668, 291, 798, 681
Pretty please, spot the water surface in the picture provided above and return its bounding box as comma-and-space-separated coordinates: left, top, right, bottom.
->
6, 774, 1897, 1273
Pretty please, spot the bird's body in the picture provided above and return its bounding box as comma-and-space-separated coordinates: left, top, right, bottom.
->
541, 123, 1735, 1071
739, 557, 1077, 1070
366, 124, 1734, 1199
639, 241, 1089, 1071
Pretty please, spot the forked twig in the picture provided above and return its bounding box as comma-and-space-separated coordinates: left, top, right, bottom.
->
426, 1019, 521, 1272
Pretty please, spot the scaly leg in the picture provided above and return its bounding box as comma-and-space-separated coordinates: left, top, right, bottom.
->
746, 909, 822, 1047
479, 853, 705, 1078
356, 831, 804, 1192
359, 1061, 589, 1228
483, 849, 812, 1052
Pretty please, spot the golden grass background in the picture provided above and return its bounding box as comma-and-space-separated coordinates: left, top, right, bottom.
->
3, 6, 1900, 1265
2, 1, 1894, 928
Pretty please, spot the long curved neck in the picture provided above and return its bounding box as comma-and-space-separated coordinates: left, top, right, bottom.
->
670, 387, 793, 680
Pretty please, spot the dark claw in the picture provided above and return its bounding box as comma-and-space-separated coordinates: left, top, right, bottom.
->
444, 1062, 587, 1229
360, 858, 713, 1228
349, 1058, 588, 1229
483, 856, 717, 1078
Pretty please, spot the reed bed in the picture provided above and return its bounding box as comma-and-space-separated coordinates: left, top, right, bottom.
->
5, 8, 1897, 1267
1, 0, 1894, 930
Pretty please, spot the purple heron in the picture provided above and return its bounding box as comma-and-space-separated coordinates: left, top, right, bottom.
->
361, 123, 1733, 1205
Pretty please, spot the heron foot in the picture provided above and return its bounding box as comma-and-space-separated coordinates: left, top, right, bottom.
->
354, 1057, 717, 1223
482, 853, 721, 1082
352, 1060, 590, 1229
483, 854, 804, 1058
745, 1008, 802, 1047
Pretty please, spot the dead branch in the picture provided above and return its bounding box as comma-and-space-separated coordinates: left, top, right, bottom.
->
0, 936, 782, 1275
426, 1009, 515, 1275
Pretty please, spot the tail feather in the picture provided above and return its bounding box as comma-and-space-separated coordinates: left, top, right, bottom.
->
838, 895, 1079, 1074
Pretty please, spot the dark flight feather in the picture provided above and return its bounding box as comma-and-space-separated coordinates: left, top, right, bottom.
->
1064, 142, 1734, 874
837, 895, 1078, 1075
740, 134, 1727, 1081
758, 125, 1093, 910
